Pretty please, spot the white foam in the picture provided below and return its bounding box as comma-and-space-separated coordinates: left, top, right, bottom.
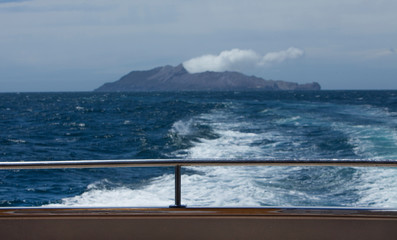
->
174, 110, 277, 159
275, 116, 301, 125
355, 168, 397, 207
332, 123, 397, 160
187, 130, 264, 159
170, 119, 194, 136
47, 166, 297, 207
329, 104, 397, 207
182, 166, 278, 206
48, 109, 301, 208
8, 139, 26, 144
49, 164, 363, 208
328, 103, 397, 159
48, 103, 397, 208
47, 176, 174, 207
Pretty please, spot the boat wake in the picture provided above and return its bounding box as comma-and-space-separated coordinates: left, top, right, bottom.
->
48, 100, 397, 208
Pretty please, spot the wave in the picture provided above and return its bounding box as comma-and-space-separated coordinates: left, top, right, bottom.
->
44, 94, 397, 208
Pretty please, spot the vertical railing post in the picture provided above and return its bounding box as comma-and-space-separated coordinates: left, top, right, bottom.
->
170, 165, 185, 208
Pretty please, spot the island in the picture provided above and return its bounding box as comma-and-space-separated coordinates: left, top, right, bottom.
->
94, 64, 321, 92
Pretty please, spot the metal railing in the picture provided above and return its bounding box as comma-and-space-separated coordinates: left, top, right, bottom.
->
1, 159, 397, 208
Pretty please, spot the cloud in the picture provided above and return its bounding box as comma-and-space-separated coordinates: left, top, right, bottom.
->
183, 49, 259, 73
183, 47, 304, 73
261, 47, 304, 64
346, 48, 397, 60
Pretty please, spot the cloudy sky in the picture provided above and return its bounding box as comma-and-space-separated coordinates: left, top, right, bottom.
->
0, 0, 396, 91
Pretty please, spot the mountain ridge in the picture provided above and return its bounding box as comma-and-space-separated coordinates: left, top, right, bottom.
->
94, 64, 321, 92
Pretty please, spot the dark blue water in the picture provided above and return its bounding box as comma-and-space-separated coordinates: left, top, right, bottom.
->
1, 91, 397, 207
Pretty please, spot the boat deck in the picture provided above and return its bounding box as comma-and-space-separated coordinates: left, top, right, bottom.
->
1, 207, 397, 240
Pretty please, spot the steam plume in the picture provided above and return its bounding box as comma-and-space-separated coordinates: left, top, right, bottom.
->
183, 47, 304, 73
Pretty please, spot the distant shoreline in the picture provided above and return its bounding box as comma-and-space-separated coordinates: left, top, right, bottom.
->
94, 64, 321, 92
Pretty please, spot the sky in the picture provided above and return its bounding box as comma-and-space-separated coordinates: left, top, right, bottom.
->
0, 0, 396, 92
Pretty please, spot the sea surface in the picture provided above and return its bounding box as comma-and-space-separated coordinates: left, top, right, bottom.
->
1, 91, 397, 208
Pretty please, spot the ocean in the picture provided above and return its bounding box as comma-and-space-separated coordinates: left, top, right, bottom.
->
1, 91, 397, 208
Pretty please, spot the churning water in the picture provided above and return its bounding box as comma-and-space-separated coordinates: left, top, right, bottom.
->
1, 91, 397, 207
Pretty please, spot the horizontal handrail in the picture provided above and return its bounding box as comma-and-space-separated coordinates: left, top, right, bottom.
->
2, 159, 397, 208
1, 159, 397, 170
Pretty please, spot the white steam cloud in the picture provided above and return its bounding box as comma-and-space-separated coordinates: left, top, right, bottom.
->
183, 47, 304, 73
261, 47, 304, 64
